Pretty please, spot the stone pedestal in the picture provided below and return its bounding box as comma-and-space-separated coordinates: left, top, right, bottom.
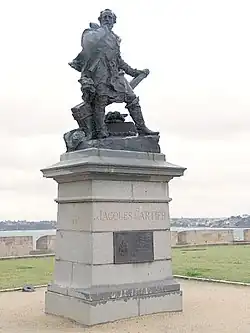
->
41, 148, 186, 326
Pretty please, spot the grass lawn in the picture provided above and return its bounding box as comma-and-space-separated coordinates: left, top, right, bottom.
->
0, 245, 250, 290
173, 245, 250, 283
0, 257, 54, 290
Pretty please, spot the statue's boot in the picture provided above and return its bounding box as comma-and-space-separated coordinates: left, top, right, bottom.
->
127, 103, 159, 136
94, 107, 109, 139
81, 115, 95, 140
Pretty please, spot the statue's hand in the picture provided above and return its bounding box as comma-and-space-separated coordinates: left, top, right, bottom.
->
133, 68, 150, 77
99, 25, 110, 35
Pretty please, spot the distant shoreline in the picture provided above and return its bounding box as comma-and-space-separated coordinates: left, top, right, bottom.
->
0, 227, 247, 236
0, 230, 56, 237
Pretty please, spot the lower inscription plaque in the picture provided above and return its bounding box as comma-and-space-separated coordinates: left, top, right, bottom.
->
113, 231, 154, 264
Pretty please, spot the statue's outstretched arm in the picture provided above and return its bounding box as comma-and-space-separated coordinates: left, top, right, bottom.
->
118, 57, 141, 77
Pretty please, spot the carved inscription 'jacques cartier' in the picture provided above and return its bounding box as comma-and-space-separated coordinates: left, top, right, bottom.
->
94, 209, 166, 221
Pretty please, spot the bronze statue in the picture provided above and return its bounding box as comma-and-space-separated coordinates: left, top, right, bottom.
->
69, 9, 159, 141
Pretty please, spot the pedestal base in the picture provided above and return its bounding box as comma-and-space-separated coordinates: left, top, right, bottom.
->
41, 148, 186, 326
45, 279, 182, 326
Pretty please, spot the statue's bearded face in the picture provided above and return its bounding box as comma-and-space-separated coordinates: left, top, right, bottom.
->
99, 11, 115, 30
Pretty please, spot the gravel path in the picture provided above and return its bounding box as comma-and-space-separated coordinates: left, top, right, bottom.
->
0, 280, 249, 333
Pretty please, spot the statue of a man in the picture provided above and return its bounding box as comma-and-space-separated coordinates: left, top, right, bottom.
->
69, 9, 159, 139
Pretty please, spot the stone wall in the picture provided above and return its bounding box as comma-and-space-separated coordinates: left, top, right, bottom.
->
1, 230, 250, 257
177, 229, 234, 246
171, 231, 178, 246
36, 235, 56, 252
0, 236, 33, 257
244, 229, 250, 242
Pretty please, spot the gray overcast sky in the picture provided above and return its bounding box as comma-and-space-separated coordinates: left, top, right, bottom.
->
0, 0, 249, 220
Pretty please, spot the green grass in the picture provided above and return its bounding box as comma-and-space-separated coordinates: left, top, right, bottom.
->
0, 257, 54, 290
172, 245, 250, 283
1, 245, 250, 290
